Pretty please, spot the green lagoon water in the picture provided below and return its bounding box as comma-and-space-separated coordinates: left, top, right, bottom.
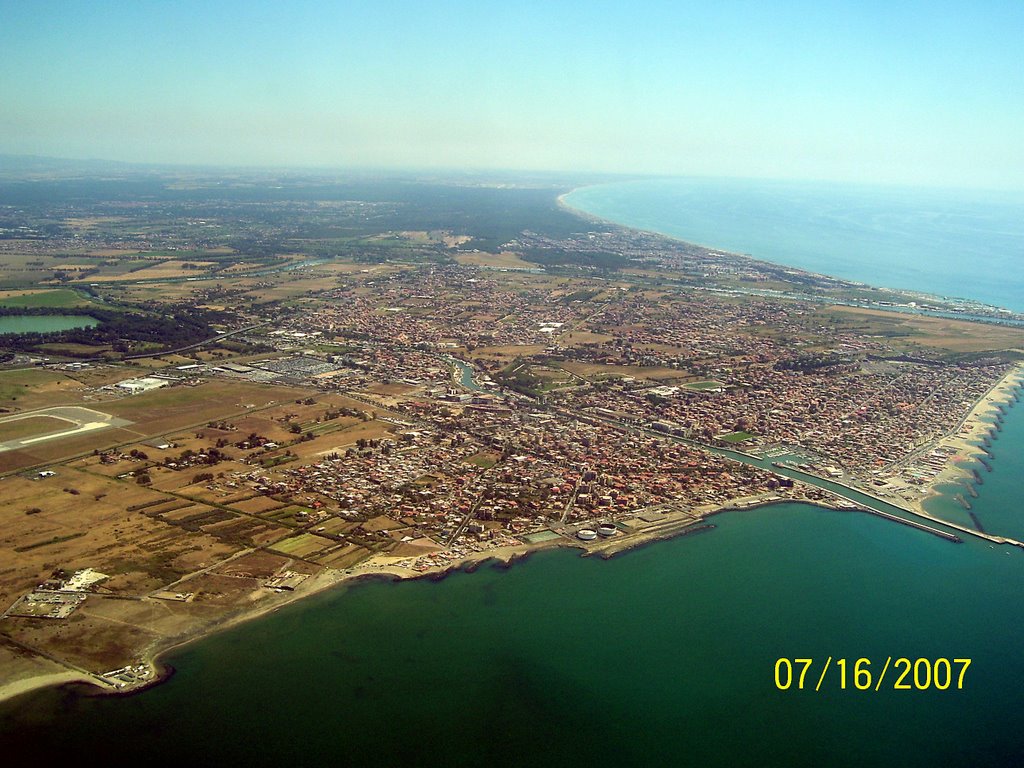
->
2, 401, 1024, 767
0, 314, 98, 335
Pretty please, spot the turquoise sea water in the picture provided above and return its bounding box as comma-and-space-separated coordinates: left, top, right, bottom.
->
924, 402, 1024, 542
564, 178, 1024, 311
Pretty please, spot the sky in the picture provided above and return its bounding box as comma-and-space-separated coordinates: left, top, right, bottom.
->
1, 0, 1022, 189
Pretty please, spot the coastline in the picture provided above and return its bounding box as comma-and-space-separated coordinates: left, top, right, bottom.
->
907, 362, 1024, 517
0, 669, 98, 705
557, 185, 865, 286
556, 187, 752, 265
3, 372, 1017, 708
0, 540, 561, 706
2, 190, 1020, 709
557, 186, 746, 259
558, 184, 1024, 319
0, 488, 871, 706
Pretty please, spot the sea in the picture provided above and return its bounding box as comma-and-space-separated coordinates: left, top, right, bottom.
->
564, 178, 1024, 312
2, 179, 1024, 767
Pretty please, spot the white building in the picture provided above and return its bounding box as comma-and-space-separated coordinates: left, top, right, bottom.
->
116, 377, 169, 394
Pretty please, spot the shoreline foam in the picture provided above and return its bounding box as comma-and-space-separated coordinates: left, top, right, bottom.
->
908, 363, 1024, 517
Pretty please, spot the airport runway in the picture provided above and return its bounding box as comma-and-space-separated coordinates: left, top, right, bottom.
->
0, 406, 133, 453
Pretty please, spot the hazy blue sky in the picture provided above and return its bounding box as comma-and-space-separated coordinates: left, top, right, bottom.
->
1, 0, 1022, 188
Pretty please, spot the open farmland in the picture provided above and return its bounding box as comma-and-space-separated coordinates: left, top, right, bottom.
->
101, 380, 312, 434
0, 289, 96, 308
0, 368, 93, 410
816, 306, 1024, 354
0, 468, 240, 607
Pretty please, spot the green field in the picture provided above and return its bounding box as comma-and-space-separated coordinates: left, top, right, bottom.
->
719, 431, 756, 443
270, 533, 331, 558
0, 369, 72, 405
465, 451, 499, 469
0, 289, 92, 308
684, 380, 726, 391
263, 505, 310, 524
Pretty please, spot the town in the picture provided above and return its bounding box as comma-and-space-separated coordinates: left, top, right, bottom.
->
0, 172, 1020, 696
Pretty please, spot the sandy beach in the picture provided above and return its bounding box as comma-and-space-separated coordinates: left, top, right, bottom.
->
0, 670, 98, 703
0, 643, 102, 703
908, 362, 1024, 515
0, 539, 561, 706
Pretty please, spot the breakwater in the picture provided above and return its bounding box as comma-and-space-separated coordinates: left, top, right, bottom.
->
863, 507, 963, 543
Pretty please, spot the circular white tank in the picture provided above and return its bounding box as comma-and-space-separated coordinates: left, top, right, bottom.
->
597, 524, 617, 537
576, 529, 598, 541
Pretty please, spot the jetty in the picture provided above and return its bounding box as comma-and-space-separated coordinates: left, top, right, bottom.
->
864, 508, 962, 543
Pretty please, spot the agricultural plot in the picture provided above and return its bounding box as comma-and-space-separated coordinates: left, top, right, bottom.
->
269, 533, 334, 559
102, 380, 311, 434
0, 468, 242, 608
314, 544, 371, 568
214, 551, 294, 579
314, 517, 355, 536
229, 495, 288, 514
0, 288, 94, 308
290, 420, 395, 459
261, 505, 312, 525
817, 305, 1024, 354
200, 516, 291, 548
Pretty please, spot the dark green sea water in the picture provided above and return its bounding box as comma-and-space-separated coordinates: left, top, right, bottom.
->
1, 401, 1023, 766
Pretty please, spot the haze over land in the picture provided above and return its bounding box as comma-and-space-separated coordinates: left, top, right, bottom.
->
1, 3, 1024, 763
2, 0, 1022, 190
